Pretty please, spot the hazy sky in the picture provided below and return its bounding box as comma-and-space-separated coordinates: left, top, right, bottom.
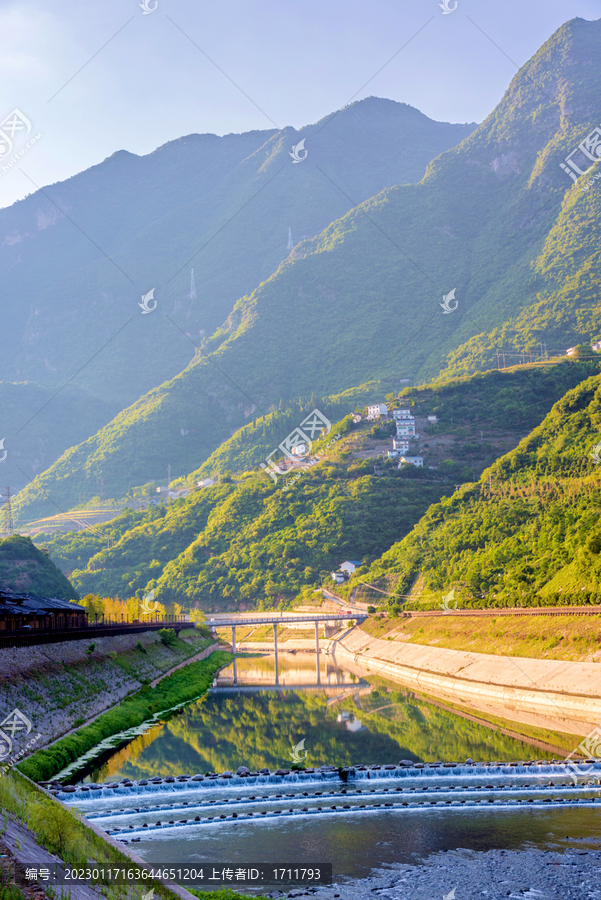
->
1, 0, 600, 208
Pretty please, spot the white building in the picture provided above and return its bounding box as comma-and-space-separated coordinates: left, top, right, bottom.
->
399, 456, 424, 468
291, 442, 309, 457
393, 408, 412, 420
566, 347, 577, 356
351, 413, 362, 423
340, 560, 361, 575
393, 438, 410, 453
331, 571, 345, 585
427, 415, 438, 423
593, 341, 601, 352
367, 403, 388, 420
396, 419, 416, 437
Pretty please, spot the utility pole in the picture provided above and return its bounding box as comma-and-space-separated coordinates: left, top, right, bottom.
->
190, 268, 197, 300
2, 488, 14, 538
496, 350, 500, 370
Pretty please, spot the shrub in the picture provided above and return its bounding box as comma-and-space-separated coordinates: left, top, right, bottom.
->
136, 640, 147, 654
367, 605, 376, 614
86, 643, 96, 654
159, 628, 178, 647
27, 800, 77, 856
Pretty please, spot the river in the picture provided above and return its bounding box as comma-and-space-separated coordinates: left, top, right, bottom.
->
57, 652, 601, 885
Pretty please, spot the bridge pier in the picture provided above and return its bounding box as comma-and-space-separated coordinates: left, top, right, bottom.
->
273, 623, 279, 685
232, 626, 237, 686
315, 621, 320, 684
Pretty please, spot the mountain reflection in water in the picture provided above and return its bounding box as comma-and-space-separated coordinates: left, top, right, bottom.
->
84, 653, 573, 785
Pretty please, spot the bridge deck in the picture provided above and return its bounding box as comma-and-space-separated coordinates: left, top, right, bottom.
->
209, 613, 365, 627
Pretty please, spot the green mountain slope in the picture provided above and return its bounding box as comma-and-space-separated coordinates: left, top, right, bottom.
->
0, 99, 473, 407
0, 536, 79, 601
35, 361, 600, 608
14, 17, 601, 518
345, 372, 601, 609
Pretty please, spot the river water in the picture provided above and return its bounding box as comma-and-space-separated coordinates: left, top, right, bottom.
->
59, 652, 601, 884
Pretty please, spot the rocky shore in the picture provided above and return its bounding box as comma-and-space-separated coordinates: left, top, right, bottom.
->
274, 847, 601, 900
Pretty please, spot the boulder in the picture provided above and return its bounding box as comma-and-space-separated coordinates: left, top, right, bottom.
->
236, 766, 250, 776
191, 774, 204, 781
164, 776, 175, 783
275, 769, 290, 776
399, 760, 414, 767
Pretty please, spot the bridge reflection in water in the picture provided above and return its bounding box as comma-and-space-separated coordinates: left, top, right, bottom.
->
215, 652, 364, 693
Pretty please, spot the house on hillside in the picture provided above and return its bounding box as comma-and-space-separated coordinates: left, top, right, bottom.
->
351, 413, 362, 423
566, 347, 576, 356
395, 418, 416, 437
593, 341, 601, 352
331, 571, 346, 585
398, 455, 424, 468
367, 403, 388, 420
393, 438, 410, 453
393, 408, 412, 420
427, 415, 438, 423
340, 560, 361, 575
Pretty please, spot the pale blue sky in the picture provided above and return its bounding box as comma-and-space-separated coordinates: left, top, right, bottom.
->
0, 0, 600, 208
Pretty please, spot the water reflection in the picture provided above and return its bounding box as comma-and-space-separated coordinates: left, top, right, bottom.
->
84, 653, 574, 786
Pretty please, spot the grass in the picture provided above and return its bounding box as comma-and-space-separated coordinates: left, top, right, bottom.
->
0, 769, 183, 900
17, 651, 231, 782
359, 613, 601, 661
188, 890, 256, 900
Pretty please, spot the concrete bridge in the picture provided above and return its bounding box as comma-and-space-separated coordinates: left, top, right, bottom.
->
207, 611, 364, 685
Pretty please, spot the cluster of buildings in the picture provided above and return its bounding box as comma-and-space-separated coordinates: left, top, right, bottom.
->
365, 404, 432, 468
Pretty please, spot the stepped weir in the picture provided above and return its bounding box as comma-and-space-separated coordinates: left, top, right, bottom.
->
49, 760, 601, 842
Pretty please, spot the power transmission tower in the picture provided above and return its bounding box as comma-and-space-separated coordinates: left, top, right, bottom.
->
2, 488, 14, 538
287, 228, 293, 251
190, 268, 197, 300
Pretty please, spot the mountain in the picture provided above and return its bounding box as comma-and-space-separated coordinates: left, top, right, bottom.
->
0, 382, 121, 496
344, 372, 601, 609
13, 17, 601, 519
0, 536, 79, 601
34, 360, 600, 608
0, 99, 474, 407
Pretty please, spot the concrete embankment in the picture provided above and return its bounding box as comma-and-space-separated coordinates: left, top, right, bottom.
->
331, 627, 601, 737
0, 629, 215, 752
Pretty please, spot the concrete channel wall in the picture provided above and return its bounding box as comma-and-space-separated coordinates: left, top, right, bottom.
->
331, 628, 601, 737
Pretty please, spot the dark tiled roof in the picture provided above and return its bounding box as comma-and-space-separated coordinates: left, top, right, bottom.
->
0, 589, 85, 615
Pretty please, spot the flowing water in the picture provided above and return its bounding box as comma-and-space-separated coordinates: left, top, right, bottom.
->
57, 653, 601, 883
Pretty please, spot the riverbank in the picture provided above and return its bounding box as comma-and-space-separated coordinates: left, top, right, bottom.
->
286, 846, 601, 900
17, 651, 231, 783
0, 627, 216, 754
332, 626, 601, 737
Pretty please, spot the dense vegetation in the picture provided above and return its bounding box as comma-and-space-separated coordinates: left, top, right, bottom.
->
344, 373, 601, 609
0, 535, 80, 600
14, 18, 601, 516
18, 651, 231, 782
35, 361, 598, 609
